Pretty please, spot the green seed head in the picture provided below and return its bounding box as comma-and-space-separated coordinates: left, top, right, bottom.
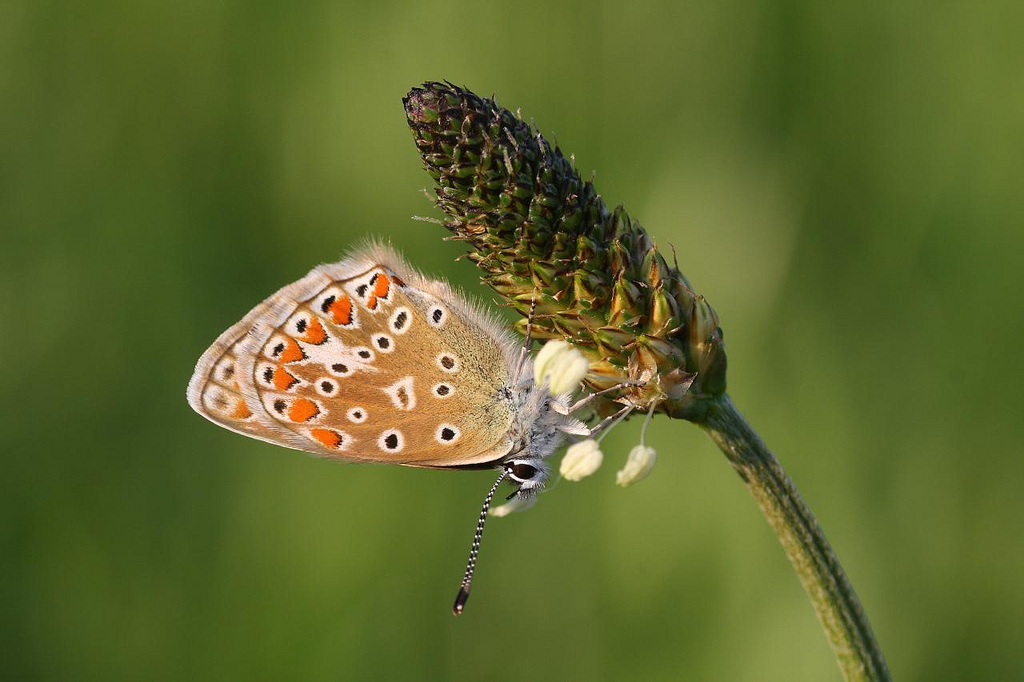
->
404, 82, 727, 422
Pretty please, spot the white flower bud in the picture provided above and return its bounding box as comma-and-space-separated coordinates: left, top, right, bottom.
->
491, 494, 538, 518
560, 439, 604, 481
534, 340, 590, 395
615, 444, 657, 487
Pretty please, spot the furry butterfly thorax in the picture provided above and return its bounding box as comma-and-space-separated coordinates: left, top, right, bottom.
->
187, 243, 592, 612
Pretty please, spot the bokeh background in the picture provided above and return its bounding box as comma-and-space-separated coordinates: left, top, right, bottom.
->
3, 2, 1023, 680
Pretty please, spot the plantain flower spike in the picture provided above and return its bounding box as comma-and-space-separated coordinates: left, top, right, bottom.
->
560, 439, 604, 481
404, 82, 726, 422
534, 340, 590, 395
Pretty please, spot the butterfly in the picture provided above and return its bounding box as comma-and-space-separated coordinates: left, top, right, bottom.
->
187, 243, 599, 614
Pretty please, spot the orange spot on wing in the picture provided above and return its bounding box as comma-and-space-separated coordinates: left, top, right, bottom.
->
373, 272, 391, 299
299, 316, 327, 344
364, 272, 391, 311
230, 400, 252, 419
278, 337, 304, 363
328, 296, 353, 325
273, 366, 298, 390
288, 398, 320, 423
311, 428, 342, 449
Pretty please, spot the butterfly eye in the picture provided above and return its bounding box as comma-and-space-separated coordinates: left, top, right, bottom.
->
511, 463, 538, 480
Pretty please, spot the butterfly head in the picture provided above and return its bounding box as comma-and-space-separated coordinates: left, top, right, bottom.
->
501, 367, 588, 490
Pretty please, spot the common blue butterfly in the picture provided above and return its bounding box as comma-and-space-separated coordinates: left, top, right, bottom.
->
187, 244, 604, 613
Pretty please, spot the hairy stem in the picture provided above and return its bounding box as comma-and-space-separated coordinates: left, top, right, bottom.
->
700, 395, 891, 681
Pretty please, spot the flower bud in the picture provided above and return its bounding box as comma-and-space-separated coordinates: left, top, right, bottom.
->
690, 295, 719, 348
491, 494, 538, 518
615, 444, 657, 487
560, 439, 604, 481
534, 340, 590, 394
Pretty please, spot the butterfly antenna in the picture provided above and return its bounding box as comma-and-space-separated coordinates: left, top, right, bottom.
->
453, 468, 509, 616
512, 296, 538, 385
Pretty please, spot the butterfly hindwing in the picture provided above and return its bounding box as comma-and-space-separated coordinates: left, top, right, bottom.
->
188, 245, 521, 468
186, 319, 286, 449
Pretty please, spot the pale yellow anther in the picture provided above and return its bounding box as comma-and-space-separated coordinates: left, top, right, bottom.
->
615, 444, 657, 487
560, 439, 604, 481
534, 340, 590, 395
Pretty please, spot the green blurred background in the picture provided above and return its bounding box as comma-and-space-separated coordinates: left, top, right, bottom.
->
3, 1, 1023, 680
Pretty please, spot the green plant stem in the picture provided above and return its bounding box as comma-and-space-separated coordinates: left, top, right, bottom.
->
700, 395, 891, 681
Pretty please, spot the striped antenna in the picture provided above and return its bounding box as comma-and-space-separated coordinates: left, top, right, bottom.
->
452, 468, 509, 615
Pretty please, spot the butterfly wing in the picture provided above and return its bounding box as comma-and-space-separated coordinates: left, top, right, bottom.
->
187, 244, 522, 468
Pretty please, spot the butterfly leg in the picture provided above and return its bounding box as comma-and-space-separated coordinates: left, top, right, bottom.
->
587, 404, 634, 439
552, 381, 639, 416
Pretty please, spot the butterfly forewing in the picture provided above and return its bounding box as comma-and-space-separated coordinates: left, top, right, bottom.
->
188, 245, 520, 468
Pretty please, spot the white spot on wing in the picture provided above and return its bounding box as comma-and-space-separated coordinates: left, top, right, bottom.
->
262, 335, 288, 361
352, 346, 375, 363
427, 305, 448, 328
327, 361, 352, 377
389, 307, 412, 335
436, 352, 460, 373
432, 382, 454, 399
435, 423, 461, 445
383, 376, 416, 411
372, 333, 395, 353
202, 385, 232, 414
285, 310, 312, 337
378, 429, 405, 453
213, 357, 236, 386
314, 377, 338, 397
